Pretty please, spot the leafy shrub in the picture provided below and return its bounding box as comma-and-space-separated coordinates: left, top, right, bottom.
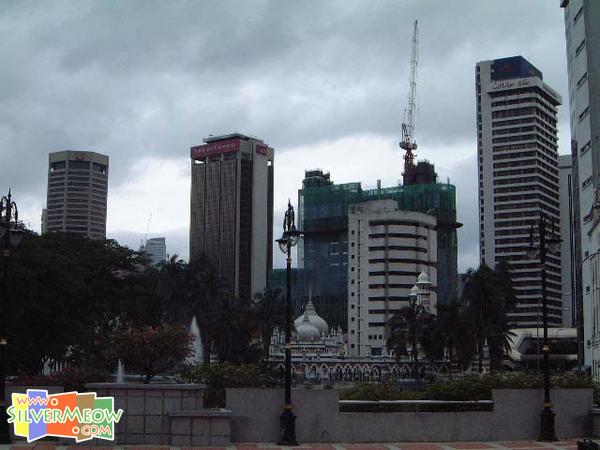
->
180, 363, 278, 407
340, 372, 597, 402
339, 382, 421, 401
14, 367, 111, 392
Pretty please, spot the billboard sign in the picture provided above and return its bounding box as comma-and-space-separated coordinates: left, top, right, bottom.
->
190, 139, 240, 160
256, 144, 268, 156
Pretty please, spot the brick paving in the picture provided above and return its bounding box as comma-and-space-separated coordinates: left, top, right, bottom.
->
1, 440, 592, 450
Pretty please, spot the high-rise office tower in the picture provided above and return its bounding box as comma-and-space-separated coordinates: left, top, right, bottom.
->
142, 237, 167, 267
189, 133, 274, 300
476, 56, 562, 328
561, 0, 600, 371
43, 151, 109, 239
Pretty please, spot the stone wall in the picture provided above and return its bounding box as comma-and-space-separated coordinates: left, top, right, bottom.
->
170, 409, 231, 446
86, 383, 205, 445
226, 388, 593, 442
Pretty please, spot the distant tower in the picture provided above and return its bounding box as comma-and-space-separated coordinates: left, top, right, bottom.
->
142, 237, 167, 267
189, 133, 274, 300
43, 151, 109, 239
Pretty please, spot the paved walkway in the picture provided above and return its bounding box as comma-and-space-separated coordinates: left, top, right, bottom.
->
1, 440, 591, 450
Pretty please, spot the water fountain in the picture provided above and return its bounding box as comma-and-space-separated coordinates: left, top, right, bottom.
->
116, 359, 125, 383
189, 315, 203, 364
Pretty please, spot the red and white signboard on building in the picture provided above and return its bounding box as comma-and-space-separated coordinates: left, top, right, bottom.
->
190, 139, 240, 160
256, 144, 268, 156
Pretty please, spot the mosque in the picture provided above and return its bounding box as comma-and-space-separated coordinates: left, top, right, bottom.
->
268, 297, 437, 383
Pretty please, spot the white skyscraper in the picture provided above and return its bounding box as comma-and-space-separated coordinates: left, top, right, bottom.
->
561, 0, 600, 373
476, 56, 562, 328
347, 200, 437, 357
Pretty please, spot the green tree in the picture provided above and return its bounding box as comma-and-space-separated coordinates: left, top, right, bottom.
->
387, 300, 435, 363
251, 287, 286, 361
183, 255, 229, 364
6, 232, 137, 374
462, 262, 517, 373
433, 302, 477, 378
110, 323, 192, 383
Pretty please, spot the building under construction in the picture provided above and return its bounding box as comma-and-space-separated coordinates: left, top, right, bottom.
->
297, 164, 460, 331
293, 20, 460, 331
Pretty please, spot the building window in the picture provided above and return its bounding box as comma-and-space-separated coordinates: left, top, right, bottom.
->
329, 242, 339, 255
351, 317, 355, 322
579, 106, 590, 122
583, 176, 593, 190
574, 6, 584, 24
50, 161, 66, 172
581, 140, 592, 155
576, 39, 586, 57
577, 72, 588, 89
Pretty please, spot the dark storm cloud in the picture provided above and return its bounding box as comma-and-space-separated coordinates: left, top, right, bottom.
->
0, 0, 568, 265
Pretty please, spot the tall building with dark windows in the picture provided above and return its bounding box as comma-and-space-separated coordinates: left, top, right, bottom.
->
476, 56, 562, 328
43, 151, 109, 239
189, 133, 274, 300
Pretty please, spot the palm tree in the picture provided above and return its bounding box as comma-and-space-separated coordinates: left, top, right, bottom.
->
387, 300, 434, 363
184, 255, 230, 364
462, 263, 517, 373
434, 302, 476, 379
157, 254, 189, 324
208, 294, 259, 363
251, 288, 286, 361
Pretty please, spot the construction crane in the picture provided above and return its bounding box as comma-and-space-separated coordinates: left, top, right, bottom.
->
140, 212, 152, 250
400, 19, 419, 169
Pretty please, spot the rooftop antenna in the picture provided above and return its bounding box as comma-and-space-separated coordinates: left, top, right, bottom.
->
400, 20, 419, 171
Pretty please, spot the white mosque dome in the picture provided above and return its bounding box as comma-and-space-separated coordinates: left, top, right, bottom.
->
417, 272, 430, 284
294, 299, 329, 336
410, 285, 419, 297
296, 314, 320, 342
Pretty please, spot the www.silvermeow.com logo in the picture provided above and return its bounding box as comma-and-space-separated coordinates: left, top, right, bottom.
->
7, 389, 123, 443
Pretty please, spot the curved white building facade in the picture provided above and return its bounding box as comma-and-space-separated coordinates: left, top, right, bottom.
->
347, 200, 437, 357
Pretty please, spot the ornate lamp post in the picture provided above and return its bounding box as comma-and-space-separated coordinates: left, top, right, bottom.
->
275, 200, 302, 446
527, 212, 560, 442
0, 189, 24, 444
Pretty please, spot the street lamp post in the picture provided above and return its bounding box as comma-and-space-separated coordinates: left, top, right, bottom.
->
275, 200, 302, 446
527, 212, 560, 442
0, 189, 24, 444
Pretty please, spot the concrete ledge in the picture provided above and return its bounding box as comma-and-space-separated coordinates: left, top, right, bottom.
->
86, 383, 207, 390
169, 408, 231, 446
226, 388, 593, 442
591, 408, 600, 438
170, 408, 232, 417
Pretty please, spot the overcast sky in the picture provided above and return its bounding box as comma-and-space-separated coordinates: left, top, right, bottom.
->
0, 0, 569, 271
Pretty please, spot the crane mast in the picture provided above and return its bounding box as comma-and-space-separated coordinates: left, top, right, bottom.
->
400, 20, 419, 169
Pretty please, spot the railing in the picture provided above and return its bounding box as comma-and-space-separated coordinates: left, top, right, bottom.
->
339, 399, 494, 413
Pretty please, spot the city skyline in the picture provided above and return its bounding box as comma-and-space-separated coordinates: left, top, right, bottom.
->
0, 1, 570, 271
